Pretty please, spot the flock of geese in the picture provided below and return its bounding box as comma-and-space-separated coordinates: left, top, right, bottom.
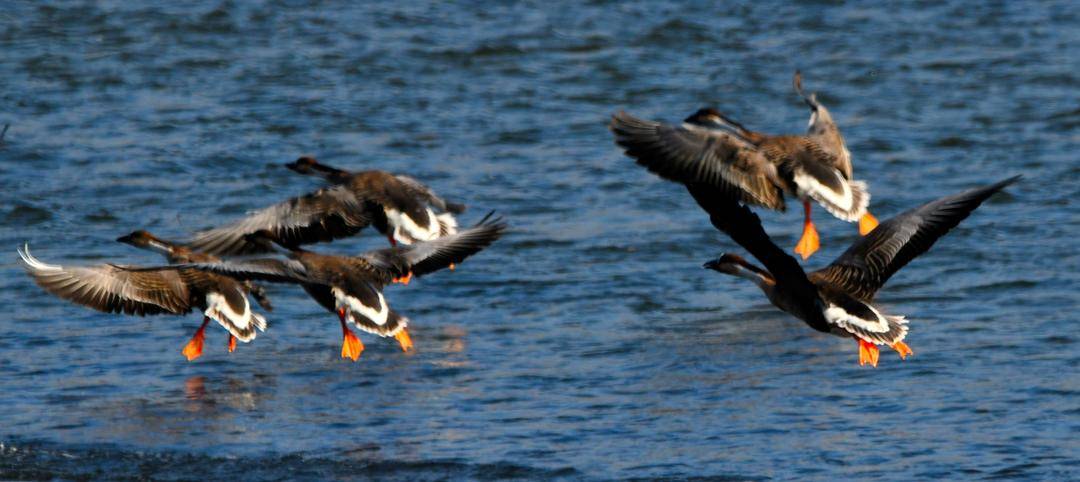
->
611, 72, 1017, 366
20, 72, 1016, 367
20, 157, 507, 361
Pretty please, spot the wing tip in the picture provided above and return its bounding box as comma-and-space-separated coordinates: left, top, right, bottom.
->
17, 243, 61, 272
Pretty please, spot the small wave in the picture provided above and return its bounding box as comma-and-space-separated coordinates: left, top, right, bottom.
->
0, 439, 580, 481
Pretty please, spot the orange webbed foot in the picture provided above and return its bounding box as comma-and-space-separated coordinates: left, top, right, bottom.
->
793, 222, 820, 260
448, 263, 456, 271
395, 329, 414, 352
182, 319, 210, 361
182, 335, 205, 361
227, 335, 237, 353
859, 212, 880, 235
891, 341, 913, 359
341, 330, 365, 361
857, 339, 880, 367
392, 271, 414, 285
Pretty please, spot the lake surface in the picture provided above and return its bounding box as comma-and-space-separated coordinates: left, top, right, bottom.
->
1, 1, 1077, 480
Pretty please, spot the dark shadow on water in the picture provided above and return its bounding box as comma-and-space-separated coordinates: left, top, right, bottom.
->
0, 439, 585, 482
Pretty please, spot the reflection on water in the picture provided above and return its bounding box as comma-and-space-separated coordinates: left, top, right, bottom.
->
184, 375, 264, 412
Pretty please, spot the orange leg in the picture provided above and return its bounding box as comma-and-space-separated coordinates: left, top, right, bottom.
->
338, 308, 364, 361
891, 341, 913, 359
392, 271, 414, 285
859, 211, 880, 235
182, 317, 211, 361
227, 334, 237, 353
857, 339, 880, 367
448, 263, 456, 271
793, 200, 820, 260
394, 328, 414, 352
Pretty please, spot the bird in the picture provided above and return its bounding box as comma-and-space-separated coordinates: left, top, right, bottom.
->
696, 176, 1018, 366
18, 235, 271, 361
175, 213, 507, 361
187, 157, 466, 267
116, 229, 274, 312
610, 71, 878, 260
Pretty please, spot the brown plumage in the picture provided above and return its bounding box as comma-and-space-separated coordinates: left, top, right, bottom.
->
18, 240, 269, 360
117, 230, 273, 312
700, 176, 1019, 366
177, 214, 507, 360
610, 71, 876, 259
187, 157, 465, 256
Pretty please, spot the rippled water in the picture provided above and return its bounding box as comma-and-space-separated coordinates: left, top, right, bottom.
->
1, 1, 1077, 480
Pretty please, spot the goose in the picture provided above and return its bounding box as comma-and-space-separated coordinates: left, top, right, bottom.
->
187, 157, 466, 262
695, 176, 1018, 366
176, 214, 506, 361
610, 71, 878, 260
116, 230, 274, 312
18, 238, 270, 361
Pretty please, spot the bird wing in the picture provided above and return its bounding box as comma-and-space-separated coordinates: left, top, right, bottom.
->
793, 71, 852, 178
359, 212, 507, 283
187, 185, 373, 256
813, 176, 1019, 300
394, 175, 466, 214
18, 245, 193, 316
169, 258, 312, 285
781, 144, 869, 221
610, 111, 785, 210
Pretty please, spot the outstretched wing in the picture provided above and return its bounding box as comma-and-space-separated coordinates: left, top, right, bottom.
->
187, 185, 372, 256
360, 212, 507, 283
18, 245, 193, 316
171, 258, 311, 285
813, 176, 1019, 300
394, 175, 466, 214
610, 111, 785, 210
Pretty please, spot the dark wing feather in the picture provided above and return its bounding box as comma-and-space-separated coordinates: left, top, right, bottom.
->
187, 185, 373, 256
610, 111, 785, 210
394, 175, 466, 214
169, 258, 311, 284
360, 212, 507, 282
813, 176, 1019, 300
686, 185, 832, 333
18, 246, 193, 316
301, 283, 338, 313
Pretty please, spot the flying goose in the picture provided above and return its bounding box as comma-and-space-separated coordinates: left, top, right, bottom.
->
695, 176, 1017, 366
176, 214, 506, 361
610, 71, 878, 260
18, 236, 270, 361
187, 157, 466, 258
116, 230, 274, 312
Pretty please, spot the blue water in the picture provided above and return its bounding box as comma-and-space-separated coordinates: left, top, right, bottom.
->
1, 1, 1077, 480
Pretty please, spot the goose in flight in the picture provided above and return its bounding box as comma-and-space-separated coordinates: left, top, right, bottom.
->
696, 176, 1017, 366
188, 157, 466, 263
18, 233, 271, 361
611, 71, 878, 259
176, 214, 506, 361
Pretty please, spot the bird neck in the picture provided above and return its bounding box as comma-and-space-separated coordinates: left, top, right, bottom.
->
308, 162, 350, 182
140, 238, 177, 257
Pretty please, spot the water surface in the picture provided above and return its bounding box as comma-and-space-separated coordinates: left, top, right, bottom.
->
0, 1, 1077, 479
